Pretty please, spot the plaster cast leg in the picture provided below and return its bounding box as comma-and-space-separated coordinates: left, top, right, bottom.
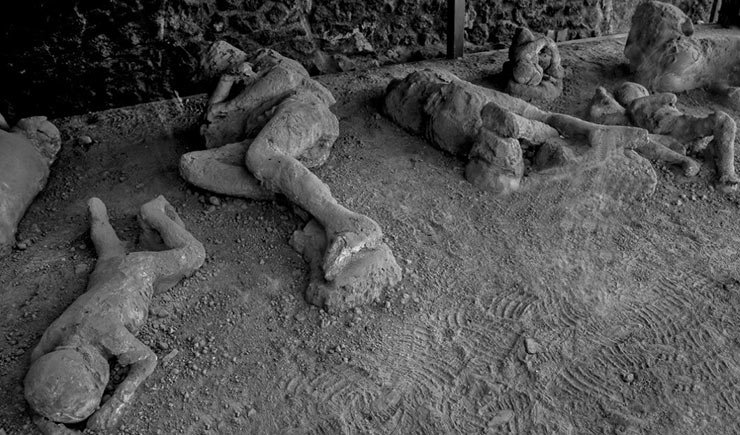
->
480, 102, 559, 143
88, 198, 125, 261
246, 94, 382, 281
138, 196, 207, 281
545, 113, 649, 155
640, 135, 701, 176
180, 142, 274, 200
672, 112, 739, 186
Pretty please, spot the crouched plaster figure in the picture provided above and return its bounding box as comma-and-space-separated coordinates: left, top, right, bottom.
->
502, 27, 564, 102
589, 82, 739, 188
383, 69, 698, 196
24, 196, 205, 434
180, 43, 400, 313
0, 115, 61, 254
624, 1, 740, 108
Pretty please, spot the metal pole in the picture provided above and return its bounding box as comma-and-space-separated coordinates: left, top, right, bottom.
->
710, 0, 721, 23
447, 0, 464, 59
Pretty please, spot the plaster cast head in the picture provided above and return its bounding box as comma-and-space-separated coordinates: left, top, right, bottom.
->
614, 82, 650, 106
24, 345, 109, 423
200, 40, 249, 79
11, 116, 62, 165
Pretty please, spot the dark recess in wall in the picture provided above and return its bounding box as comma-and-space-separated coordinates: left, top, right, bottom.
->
0, 0, 714, 120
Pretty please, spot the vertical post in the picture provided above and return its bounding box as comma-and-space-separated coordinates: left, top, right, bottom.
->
447, 0, 464, 59
710, 0, 721, 23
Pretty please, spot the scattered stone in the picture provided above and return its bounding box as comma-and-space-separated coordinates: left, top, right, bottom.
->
524, 337, 542, 354
208, 196, 221, 206
74, 263, 88, 275
78, 135, 93, 146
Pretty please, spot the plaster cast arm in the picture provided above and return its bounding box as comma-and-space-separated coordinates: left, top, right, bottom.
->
86, 334, 156, 430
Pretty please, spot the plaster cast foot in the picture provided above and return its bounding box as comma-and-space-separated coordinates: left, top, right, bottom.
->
322, 212, 384, 282
291, 220, 401, 312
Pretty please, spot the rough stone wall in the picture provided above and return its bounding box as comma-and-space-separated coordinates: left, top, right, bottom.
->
0, 0, 713, 119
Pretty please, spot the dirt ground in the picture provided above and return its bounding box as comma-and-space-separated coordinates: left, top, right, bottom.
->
3, 27, 740, 435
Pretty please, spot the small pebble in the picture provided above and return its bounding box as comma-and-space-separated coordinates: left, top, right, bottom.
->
524, 337, 542, 354
248, 408, 257, 418
78, 135, 93, 146
74, 263, 88, 275
208, 196, 221, 206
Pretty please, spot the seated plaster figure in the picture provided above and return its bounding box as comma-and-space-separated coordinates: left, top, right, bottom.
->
384, 68, 665, 196
0, 115, 61, 254
180, 43, 400, 312
501, 27, 564, 102
24, 196, 205, 434
624, 0, 740, 108
589, 82, 738, 188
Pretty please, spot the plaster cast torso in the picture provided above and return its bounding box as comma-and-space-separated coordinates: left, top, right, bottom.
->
34, 253, 162, 358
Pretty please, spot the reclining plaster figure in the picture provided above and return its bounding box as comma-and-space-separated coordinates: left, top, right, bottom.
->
589, 81, 738, 188
180, 43, 400, 312
0, 115, 61, 254
501, 27, 564, 102
384, 68, 679, 195
624, 0, 740, 108
24, 196, 205, 434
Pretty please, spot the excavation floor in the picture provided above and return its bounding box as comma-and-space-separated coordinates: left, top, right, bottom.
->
3, 26, 740, 435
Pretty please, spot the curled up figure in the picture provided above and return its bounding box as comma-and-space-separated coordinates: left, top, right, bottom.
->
589, 82, 738, 189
